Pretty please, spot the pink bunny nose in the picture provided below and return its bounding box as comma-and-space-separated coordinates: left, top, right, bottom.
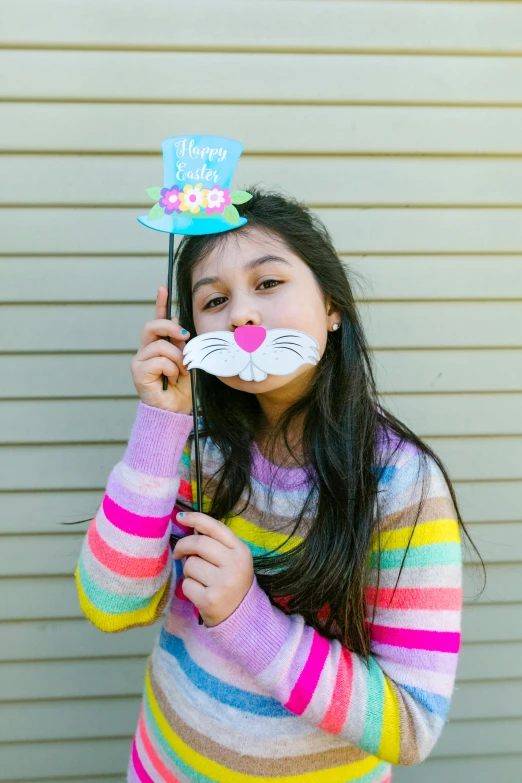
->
233, 325, 267, 353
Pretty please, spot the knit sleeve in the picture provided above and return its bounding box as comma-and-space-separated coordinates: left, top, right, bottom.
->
203, 447, 462, 766
74, 401, 194, 634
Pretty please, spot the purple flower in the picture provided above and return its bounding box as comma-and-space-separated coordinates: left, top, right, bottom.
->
159, 186, 182, 214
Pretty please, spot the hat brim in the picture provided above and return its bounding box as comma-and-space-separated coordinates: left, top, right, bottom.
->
137, 213, 248, 236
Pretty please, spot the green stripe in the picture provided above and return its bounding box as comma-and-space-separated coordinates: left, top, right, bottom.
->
367, 542, 461, 570
78, 556, 151, 615
360, 656, 385, 756
181, 450, 191, 469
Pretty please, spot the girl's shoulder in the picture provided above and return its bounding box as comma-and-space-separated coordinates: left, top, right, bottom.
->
374, 420, 457, 523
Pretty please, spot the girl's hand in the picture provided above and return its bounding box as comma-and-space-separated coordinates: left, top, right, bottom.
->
172, 512, 255, 628
130, 286, 192, 413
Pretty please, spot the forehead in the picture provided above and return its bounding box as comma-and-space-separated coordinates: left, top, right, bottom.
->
193, 227, 298, 278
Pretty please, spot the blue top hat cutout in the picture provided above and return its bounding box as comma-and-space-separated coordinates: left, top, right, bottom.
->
137, 134, 252, 236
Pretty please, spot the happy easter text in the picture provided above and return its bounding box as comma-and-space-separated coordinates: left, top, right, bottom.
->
174, 138, 228, 184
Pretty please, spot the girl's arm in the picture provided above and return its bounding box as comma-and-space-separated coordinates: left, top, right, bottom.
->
204, 450, 462, 766
75, 401, 194, 633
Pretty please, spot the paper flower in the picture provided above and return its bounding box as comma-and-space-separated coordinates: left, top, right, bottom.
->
159, 186, 182, 214
179, 184, 209, 214
205, 187, 231, 215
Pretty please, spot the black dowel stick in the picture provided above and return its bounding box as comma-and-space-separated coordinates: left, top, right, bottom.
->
162, 232, 175, 391
190, 367, 204, 625
162, 234, 203, 624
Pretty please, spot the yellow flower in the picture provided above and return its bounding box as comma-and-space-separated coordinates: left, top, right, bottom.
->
178, 184, 209, 214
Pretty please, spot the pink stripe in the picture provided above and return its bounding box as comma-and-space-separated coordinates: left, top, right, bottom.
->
284, 631, 330, 715
365, 586, 462, 612
320, 645, 353, 734
103, 494, 170, 538
131, 738, 155, 783
88, 520, 169, 578
369, 622, 461, 653
138, 711, 183, 783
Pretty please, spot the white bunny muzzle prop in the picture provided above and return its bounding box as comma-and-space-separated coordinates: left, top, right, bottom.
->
182, 325, 321, 382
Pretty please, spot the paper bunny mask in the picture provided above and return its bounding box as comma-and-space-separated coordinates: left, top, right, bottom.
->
182, 325, 320, 382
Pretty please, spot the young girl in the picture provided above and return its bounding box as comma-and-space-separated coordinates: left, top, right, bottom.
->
75, 187, 481, 783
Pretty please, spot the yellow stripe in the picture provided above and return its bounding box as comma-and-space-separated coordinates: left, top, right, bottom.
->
191, 482, 303, 554
371, 518, 460, 552
378, 677, 401, 764
74, 565, 169, 633
145, 667, 382, 782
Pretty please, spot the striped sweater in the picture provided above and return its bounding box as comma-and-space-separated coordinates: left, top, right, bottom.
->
75, 400, 462, 783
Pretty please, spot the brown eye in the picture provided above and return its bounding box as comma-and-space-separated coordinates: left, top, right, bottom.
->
258, 279, 281, 290
204, 296, 227, 309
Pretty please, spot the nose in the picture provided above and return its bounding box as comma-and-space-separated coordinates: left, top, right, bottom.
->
233, 325, 267, 353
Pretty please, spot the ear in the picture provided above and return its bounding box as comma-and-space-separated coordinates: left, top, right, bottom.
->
326, 299, 341, 332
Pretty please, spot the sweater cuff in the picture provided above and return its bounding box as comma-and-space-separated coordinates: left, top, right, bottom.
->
203, 575, 294, 677
124, 401, 194, 478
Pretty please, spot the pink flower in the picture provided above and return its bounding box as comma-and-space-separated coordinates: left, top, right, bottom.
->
159, 186, 182, 214
205, 187, 231, 215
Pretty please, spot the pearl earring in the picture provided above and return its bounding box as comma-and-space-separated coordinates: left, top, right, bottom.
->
332, 322, 340, 331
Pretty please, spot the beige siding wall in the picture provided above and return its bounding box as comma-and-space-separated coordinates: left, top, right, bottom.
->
1, 1, 521, 779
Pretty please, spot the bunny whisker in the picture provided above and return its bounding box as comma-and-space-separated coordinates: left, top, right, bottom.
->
202, 347, 228, 361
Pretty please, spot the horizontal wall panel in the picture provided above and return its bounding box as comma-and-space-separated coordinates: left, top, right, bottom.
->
1, 302, 520, 354
453, 480, 522, 524
429, 718, 522, 758
425, 436, 522, 482
0, 682, 519, 745
1, 350, 520, 400
4, 1, 522, 53
461, 603, 522, 643
381, 394, 522, 437
2, 395, 520, 444
0, 737, 132, 780
4, 103, 522, 155
0, 563, 515, 624
3, 256, 521, 304
7, 207, 522, 255
8, 155, 522, 209
0, 658, 147, 701
2, 480, 518, 535
0, 698, 140, 742
4, 51, 522, 105
374, 350, 522, 394
1, 438, 520, 492
0, 490, 110, 534
395, 755, 522, 783
458, 642, 522, 681
0, 618, 160, 662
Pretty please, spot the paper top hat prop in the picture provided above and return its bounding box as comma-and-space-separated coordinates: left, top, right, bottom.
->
137, 134, 252, 236
183, 326, 320, 383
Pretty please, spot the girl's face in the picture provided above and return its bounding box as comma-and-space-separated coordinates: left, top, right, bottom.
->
190, 227, 340, 396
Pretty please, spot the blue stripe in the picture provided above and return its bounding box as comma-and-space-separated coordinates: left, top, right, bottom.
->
372, 464, 397, 484
400, 683, 451, 719
159, 628, 292, 717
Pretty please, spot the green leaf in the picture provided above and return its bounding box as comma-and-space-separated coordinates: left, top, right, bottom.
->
230, 190, 253, 205
146, 187, 162, 201
148, 202, 165, 221
223, 205, 240, 225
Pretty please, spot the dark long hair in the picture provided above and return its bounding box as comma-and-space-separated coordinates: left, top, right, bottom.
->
170, 185, 485, 658
63, 185, 485, 659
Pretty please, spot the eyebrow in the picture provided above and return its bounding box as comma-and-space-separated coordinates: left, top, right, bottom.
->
192, 254, 292, 296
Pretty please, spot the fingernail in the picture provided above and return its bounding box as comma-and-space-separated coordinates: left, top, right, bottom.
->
181, 329, 188, 336
177, 511, 185, 518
